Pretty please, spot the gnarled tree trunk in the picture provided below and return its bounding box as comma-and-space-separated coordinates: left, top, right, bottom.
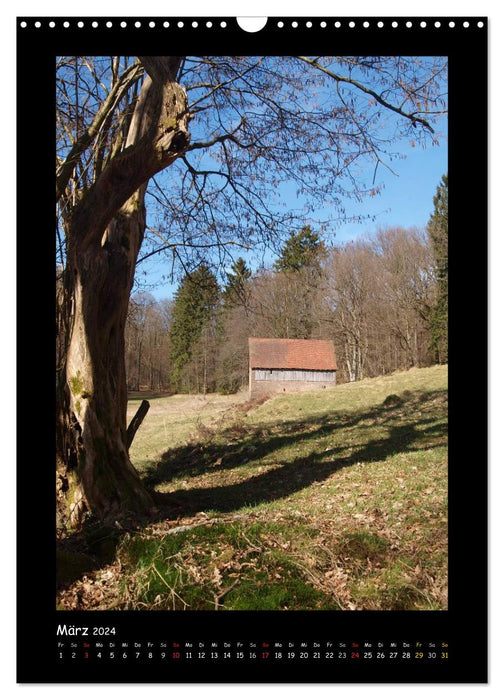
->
57, 57, 189, 528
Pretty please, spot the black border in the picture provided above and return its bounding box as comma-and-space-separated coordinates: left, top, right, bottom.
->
17, 17, 488, 683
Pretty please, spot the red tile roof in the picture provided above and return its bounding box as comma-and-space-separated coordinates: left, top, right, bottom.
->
248, 338, 337, 371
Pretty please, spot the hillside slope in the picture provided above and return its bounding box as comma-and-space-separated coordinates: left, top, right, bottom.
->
57, 366, 448, 611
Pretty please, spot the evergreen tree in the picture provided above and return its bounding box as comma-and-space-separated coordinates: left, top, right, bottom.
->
169, 264, 220, 392
223, 257, 252, 308
274, 225, 324, 272
427, 174, 448, 363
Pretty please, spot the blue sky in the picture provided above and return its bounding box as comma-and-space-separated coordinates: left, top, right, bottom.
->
140, 123, 447, 301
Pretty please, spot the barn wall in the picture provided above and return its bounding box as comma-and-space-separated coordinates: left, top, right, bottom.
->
253, 369, 336, 382
249, 369, 336, 398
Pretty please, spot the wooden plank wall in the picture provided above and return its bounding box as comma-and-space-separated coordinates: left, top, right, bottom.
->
253, 369, 336, 382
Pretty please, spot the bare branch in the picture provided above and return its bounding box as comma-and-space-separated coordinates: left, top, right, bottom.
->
56, 61, 144, 202
297, 56, 437, 133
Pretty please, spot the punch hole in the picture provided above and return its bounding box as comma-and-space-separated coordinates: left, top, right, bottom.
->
237, 17, 268, 32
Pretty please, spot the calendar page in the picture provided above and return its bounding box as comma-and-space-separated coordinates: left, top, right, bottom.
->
17, 15, 487, 683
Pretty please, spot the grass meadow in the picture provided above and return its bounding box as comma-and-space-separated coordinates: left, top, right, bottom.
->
57, 365, 448, 611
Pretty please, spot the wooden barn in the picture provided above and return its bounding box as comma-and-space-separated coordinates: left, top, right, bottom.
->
248, 337, 337, 398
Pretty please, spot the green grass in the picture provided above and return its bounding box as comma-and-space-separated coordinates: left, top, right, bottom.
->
117, 521, 334, 610
57, 365, 448, 611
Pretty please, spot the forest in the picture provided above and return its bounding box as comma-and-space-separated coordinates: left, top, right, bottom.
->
125, 202, 448, 396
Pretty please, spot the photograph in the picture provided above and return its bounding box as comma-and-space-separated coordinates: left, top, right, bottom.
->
55, 54, 449, 614
15, 15, 488, 684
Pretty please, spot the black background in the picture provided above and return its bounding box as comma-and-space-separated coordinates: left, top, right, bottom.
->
17, 17, 488, 684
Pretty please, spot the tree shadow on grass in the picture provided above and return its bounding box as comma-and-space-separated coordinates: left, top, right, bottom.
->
57, 388, 447, 590
148, 388, 447, 517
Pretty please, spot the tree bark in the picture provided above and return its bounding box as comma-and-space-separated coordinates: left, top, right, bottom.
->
57, 57, 190, 527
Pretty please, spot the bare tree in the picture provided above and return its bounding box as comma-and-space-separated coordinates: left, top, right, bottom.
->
322, 242, 380, 382
374, 227, 435, 368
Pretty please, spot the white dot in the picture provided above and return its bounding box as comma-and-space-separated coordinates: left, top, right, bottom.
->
306, 21, 312, 28
192, 21, 198, 28
478, 21, 484, 28
435, 22, 441, 28
292, 21, 298, 28
392, 21, 398, 28
277, 21, 284, 28
106, 21, 112, 28
406, 21, 412, 28
377, 21, 384, 28
363, 21, 369, 28
20, 21, 27, 28
92, 21, 98, 28
463, 21, 470, 28
64, 21, 70, 28
449, 21, 455, 28
206, 21, 212, 27
421, 21, 427, 28
121, 21, 127, 28
349, 21, 355, 28
49, 21, 55, 28
35, 21, 41, 28
163, 21, 169, 28
150, 21, 156, 28
78, 21, 84, 28
221, 21, 227, 28
135, 21, 141, 28
320, 21, 326, 28
335, 21, 341, 28
178, 21, 184, 28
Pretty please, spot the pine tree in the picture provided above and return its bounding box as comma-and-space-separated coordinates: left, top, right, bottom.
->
274, 225, 324, 273
223, 257, 252, 308
427, 174, 448, 363
169, 264, 220, 392
271, 226, 325, 338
